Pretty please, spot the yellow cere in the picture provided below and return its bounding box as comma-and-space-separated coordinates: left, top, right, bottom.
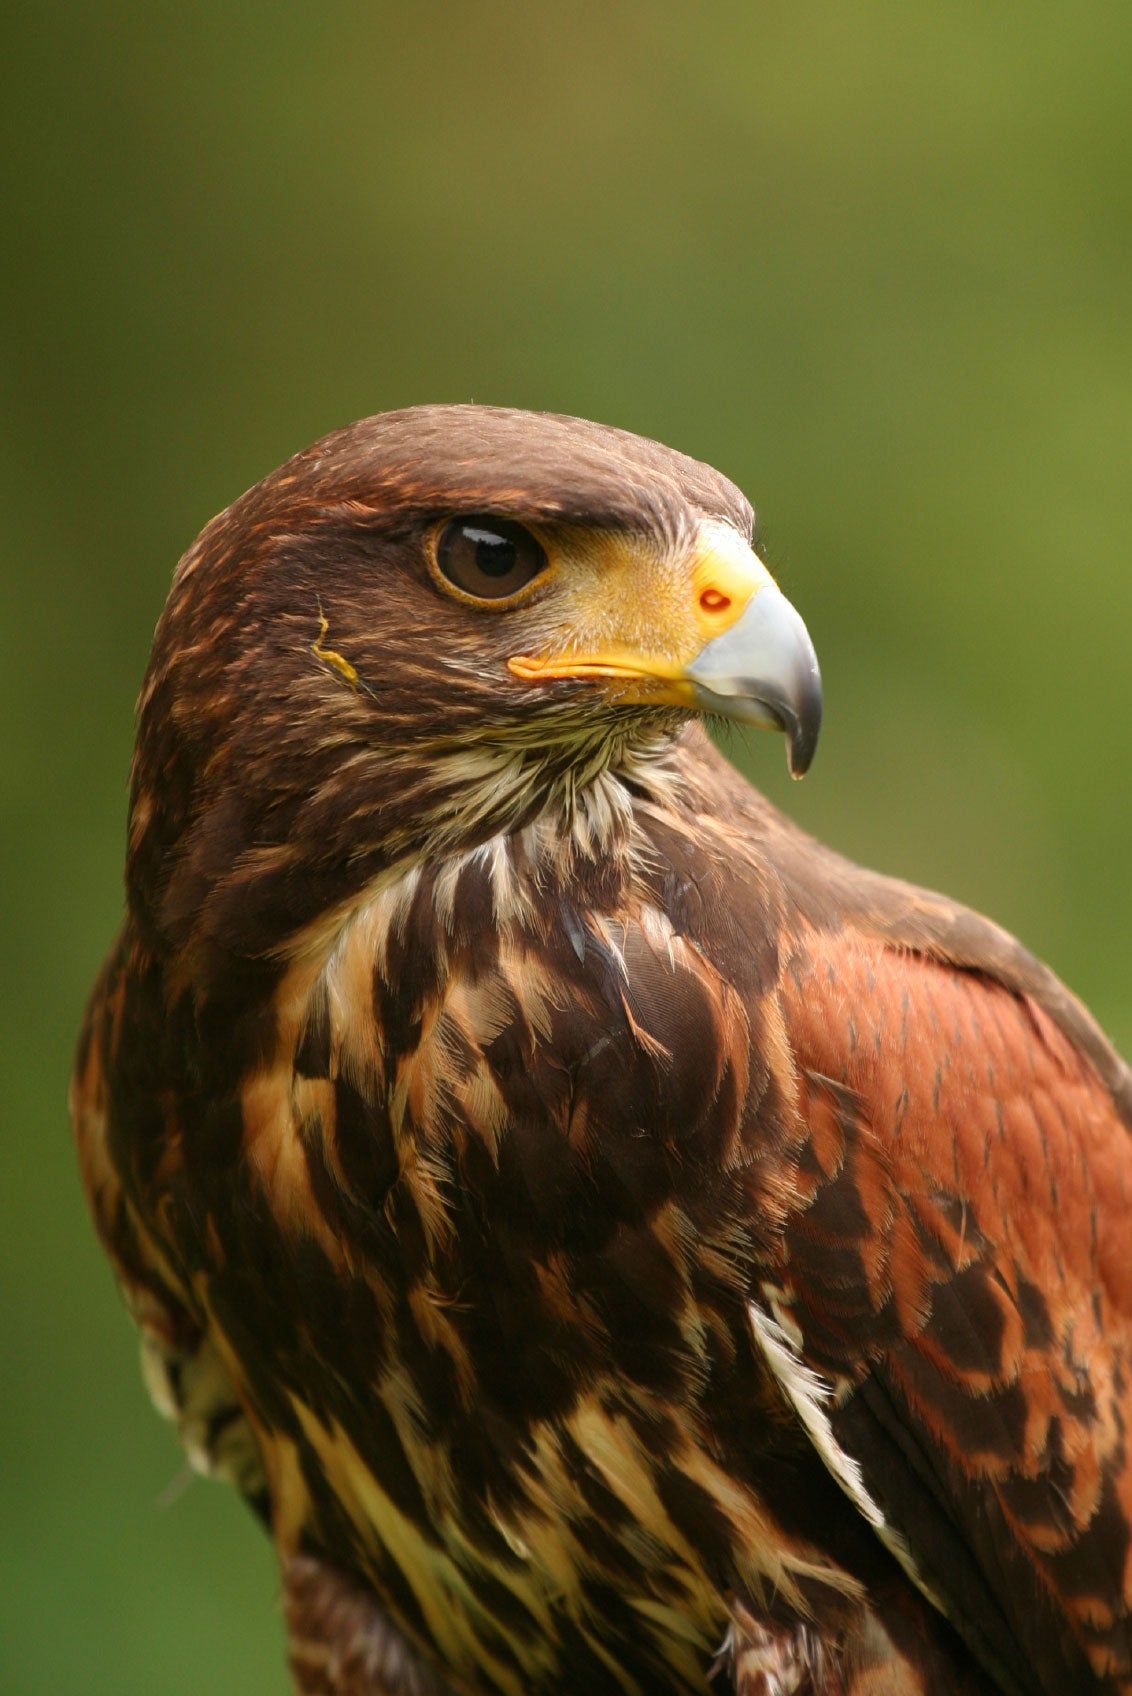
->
508, 518, 778, 702
688, 520, 776, 646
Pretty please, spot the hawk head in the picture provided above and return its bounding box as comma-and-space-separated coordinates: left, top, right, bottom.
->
127, 406, 820, 980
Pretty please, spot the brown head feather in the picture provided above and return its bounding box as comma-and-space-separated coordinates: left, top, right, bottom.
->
128, 406, 751, 985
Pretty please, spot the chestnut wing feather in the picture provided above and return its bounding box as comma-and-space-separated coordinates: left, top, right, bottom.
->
768, 918, 1132, 1694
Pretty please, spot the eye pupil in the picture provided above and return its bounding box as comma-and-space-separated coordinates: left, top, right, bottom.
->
470, 530, 517, 578
436, 515, 547, 601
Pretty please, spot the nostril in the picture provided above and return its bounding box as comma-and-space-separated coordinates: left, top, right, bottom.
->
700, 588, 731, 613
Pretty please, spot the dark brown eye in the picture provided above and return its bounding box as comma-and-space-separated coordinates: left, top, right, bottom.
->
435, 515, 547, 601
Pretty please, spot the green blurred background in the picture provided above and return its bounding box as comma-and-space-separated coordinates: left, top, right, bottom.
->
4, 3, 1131, 1690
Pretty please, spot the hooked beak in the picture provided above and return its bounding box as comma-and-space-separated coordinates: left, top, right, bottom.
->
685, 581, 822, 777
508, 524, 823, 777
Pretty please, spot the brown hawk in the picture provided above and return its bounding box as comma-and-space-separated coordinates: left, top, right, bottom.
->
72, 407, 1132, 1694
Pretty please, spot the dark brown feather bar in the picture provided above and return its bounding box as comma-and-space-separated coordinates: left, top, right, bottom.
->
72, 406, 1132, 1695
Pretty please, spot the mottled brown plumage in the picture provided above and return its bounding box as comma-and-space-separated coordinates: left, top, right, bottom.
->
72, 407, 1132, 1695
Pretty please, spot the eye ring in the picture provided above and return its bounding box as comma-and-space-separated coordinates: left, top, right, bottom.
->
430, 515, 549, 605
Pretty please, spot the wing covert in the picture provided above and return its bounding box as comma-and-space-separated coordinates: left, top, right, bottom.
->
765, 922, 1132, 1694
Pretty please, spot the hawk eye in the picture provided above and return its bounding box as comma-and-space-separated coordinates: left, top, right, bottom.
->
435, 516, 547, 602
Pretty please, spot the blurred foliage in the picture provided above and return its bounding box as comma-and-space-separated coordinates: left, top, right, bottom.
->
3, 2, 1131, 1691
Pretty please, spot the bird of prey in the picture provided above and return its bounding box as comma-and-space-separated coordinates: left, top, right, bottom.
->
72, 406, 1132, 1696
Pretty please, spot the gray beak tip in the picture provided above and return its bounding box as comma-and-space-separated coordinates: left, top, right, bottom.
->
783, 663, 823, 778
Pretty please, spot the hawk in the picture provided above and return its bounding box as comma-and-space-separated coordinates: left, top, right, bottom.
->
72, 406, 1132, 1695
